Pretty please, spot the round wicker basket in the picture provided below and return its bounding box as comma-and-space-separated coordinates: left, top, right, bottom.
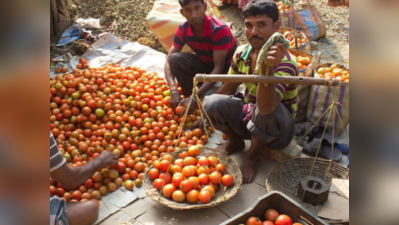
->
143, 147, 243, 210
266, 157, 349, 220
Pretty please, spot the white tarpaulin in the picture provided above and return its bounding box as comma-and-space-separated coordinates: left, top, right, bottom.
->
73, 33, 167, 78
51, 33, 167, 79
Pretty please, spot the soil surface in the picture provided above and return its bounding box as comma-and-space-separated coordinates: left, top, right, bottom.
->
51, 0, 349, 68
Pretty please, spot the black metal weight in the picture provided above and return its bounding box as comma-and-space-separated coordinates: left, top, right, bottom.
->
298, 176, 330, 205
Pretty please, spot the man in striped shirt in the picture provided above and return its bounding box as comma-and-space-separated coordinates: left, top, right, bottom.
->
50, 131, 118, 225
197, 0, 298, 183
165, 0, 237, 113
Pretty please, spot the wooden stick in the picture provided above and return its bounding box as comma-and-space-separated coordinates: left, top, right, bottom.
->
195, 74, 347, 86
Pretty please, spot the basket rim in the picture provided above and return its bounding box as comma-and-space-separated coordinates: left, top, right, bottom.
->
143, 146, 243, 210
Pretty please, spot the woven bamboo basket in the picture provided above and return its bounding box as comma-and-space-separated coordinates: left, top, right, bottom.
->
143, 147, 243, 210
266, 157, 349, 219
287, 48, 314, 77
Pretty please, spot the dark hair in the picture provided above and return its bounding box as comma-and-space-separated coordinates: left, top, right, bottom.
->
178, 0, 205, 7
242, 0, 279, 23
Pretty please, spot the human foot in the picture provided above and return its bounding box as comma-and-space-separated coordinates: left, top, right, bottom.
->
215, 139, 245, 154
240, 158, 257, 184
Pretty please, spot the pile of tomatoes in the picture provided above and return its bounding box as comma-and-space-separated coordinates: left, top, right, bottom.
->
290, 53, 312, 70
317, 64, 349, 83
245, 209, 303, 225
50, 58, 213, 206
149, 145, 235, 204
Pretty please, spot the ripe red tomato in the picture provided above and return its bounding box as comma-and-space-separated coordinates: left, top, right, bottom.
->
198, 190, 211, 204
265, 209, 280, 222
153, 179, 164, 191
116, 162, 127, 173
246, 217, 263, 225
180, 180, 193, 193
172, 190, 186, 203
209, 171, 222, 184
162, 184, 176, 199
186, 190, 199, 203
275, 215, 292, 225
159, 160, 170, 172
222, 175, 234, 187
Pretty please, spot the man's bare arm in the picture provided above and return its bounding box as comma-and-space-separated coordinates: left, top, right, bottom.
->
50, 151, 118, 189
165, 46, 182, 109
217, 82, 241, 95
196, 49, 228, 98
256, 43, 286, 115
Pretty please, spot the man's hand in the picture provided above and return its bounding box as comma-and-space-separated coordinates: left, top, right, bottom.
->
191, 117, 204, 131
327, 0, 349, 7
179, 97, 197, 115
170, 91, 182, 110
95, 151, 118, 169
264, 43, 287, 68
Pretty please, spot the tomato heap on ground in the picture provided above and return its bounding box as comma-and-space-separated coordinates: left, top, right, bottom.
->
317, 64, 349, 83
150, 145, 235, 204
246, 209, 303, 225
50, 58, 214, 206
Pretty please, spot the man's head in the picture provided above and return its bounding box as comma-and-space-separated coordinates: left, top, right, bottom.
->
242, 0, 280, 49
179, 0, 207, 27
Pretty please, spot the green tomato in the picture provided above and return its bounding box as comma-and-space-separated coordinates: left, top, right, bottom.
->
95, 109, 105, 118
163, 90, 171, 97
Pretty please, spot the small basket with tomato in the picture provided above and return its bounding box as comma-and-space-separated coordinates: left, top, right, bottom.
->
279, 27, 311, 53
220, 191, 329, 225
143, 146, 243, 210
287, 49, 314, 77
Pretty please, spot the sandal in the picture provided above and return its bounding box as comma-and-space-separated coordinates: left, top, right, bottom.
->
334, 142, 349, 154
295, 122, 337, 145
303, 137, 343, 162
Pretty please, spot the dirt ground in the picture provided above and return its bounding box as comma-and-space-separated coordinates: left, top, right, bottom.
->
50, 0, 349, 68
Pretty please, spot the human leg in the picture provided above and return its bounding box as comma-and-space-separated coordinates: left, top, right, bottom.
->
248, 104, 295, 149
168, 52, 213, 97
203, 94, 250, 153
240, 133, 263, 184
240, 104, 296, 183
66, 201, 99, 225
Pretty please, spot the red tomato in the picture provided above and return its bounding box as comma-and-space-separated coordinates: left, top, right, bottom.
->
116, 162, 127, 173
222, 175, 234, 187
180, 180, 193, 193
275, 215, 292, 225
265, 209, 280, 222
198, 190, 211, 204
162, 184, 176, 199
246, 217, 263, 225
148, 168, 160, 180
